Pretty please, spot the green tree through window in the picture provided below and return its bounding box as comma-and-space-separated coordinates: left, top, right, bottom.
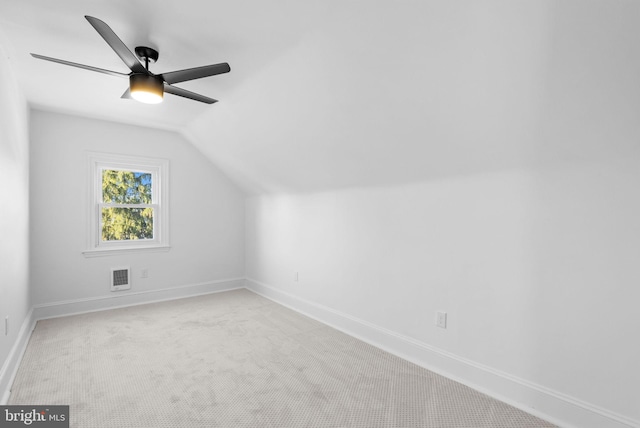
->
101, 170, 154, 241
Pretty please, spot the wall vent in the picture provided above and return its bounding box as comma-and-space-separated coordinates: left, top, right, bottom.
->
110, 267, 131, 291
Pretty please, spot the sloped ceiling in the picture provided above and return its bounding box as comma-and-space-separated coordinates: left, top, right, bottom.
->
1, 1, 639, 193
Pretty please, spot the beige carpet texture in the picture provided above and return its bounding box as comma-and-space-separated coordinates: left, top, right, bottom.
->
9, 289, 555, 427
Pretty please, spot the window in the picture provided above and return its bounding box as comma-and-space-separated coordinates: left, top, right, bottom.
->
84, 153, 169, 257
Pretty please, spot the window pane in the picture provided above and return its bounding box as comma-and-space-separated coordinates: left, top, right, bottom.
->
102, 170, 152, 204
101, 207, 154, 241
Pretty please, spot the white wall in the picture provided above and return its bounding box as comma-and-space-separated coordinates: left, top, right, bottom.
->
29, 110, 245, 310
245, 155, 640, 427
242, 2, 640, 426
0, 41, 30, 400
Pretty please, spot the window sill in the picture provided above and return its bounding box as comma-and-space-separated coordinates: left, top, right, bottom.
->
82, 245, 171, 258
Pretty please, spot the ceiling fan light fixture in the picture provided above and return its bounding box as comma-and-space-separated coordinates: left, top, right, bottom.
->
130, 74, 163, 104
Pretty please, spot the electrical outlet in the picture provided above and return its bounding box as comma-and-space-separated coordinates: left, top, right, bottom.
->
436, 311, 447, 329
294, 272, 299, 282
141, 268, 149, 278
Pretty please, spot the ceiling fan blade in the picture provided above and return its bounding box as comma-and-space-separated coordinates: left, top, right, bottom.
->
161, 63, 230, 85
30, 53, 129, 78
121, 88, 131, 99
164, 84, 218, 104
84, 15, 147, 74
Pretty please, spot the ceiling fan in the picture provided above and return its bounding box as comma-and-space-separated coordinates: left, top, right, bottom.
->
31, 15, 230, 104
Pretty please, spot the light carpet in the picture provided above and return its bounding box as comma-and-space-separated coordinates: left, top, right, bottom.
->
10, 289, 555, 427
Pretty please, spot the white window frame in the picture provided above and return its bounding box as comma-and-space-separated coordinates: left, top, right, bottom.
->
83, 152, 170, 257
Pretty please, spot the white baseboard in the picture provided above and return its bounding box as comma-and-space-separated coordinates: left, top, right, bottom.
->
245, 277, 639, 428
32, 278, 245, 320
0, 308, 36, 405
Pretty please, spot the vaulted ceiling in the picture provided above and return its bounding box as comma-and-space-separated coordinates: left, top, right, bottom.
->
1, 1, 639, 193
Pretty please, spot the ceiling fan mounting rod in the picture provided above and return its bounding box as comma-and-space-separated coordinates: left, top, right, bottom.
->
134, 46, 159, 71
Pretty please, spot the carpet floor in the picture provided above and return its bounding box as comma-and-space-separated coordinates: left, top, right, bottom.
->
9, 289, 555, 427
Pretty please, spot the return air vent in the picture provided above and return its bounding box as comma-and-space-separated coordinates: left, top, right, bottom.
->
110, 267, 131, 291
